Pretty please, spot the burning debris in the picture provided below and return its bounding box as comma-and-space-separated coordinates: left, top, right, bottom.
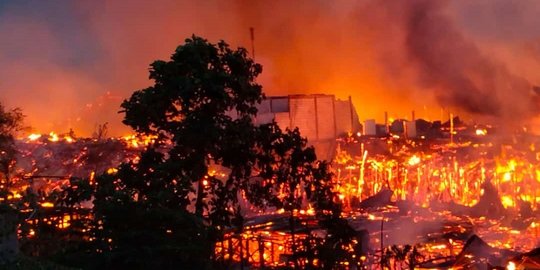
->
209, 116, 540, 268
7, 114, 540, 269
7, 133, 154, 203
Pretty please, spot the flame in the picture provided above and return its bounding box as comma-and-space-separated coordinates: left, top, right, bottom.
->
28, 133, 42, 141
475, 128, 487, 136
501, 195, 515, 209
121, 134, 157, 148
41, 202, 54, 208
64, 135, 74, 143
48, 132, 59, 142
408, 155, 421, 166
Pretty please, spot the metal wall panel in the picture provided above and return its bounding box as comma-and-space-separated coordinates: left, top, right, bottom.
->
274, 112, 290, 130
270, 97, 289, 113
290, 97, 317, 140
334, 100, 352, 135
257, 99, 272, 114
316, 96, 336, 140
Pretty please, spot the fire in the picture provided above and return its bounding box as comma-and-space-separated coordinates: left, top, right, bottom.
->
501, 195, 515, 208
475, 128, 487, 136
14, 125, 540, 267
64, 136, 74, 143
48, 132, 59, 142
41, 202, 54, 208
408, 155, 421, 166
27, 133, 41, 141
121, 134, 157, 148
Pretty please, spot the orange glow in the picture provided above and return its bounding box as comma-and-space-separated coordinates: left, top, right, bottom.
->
64, 135, 74, 143
28, 133, 42, 141
41, 202, 54, 208
48, 132, 59, 142
407, 155, 421, 166
122, 134, 157, 148
476, 128, 487, 136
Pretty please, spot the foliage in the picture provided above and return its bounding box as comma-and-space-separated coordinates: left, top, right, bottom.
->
246, 123, 359, 268
0, 103, 24, 265
39, 36, 356, 269
57, 36, 266, 269
120, 35, 263, 226
0, 103, 24, 199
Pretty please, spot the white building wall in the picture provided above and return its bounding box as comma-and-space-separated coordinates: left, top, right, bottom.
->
406, 121, 417, 138
289, 97, 318, 140
364, 119, 377, 136
315, 96, 336, 140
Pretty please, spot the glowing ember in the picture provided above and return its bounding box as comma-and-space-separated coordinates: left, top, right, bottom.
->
476, 128, 487, 136
27, 133, 41, 141
48, 132, 59, 142
41, 202, 54, 208
408, 155, 421, 166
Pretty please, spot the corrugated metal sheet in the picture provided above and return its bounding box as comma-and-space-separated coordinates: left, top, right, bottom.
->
256, 113, 275, 125
270, 97, 289, 113
364, 119, 377, 136
257, 99, 272, 114
253, 94, 360, 143
274, 112, 290, 130
290, 97, 317, 140
335, 100, 353, 135
315, 96, 335, 140
406, 121, 417, 138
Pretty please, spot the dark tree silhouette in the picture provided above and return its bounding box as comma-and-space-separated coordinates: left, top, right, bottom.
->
51, 36, 355, 269
0, 103, 24, 200
0, 102, 24, 263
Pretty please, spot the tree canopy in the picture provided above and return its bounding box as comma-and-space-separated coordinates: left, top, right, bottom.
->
45, 36, 355, 269
0, 103, 24, 199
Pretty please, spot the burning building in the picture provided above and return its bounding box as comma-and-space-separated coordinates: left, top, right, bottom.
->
254, 94, 361, 160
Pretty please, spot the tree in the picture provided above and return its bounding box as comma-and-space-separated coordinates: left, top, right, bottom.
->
56, 36, 355, 269
0, 102, 24, 264
247, 124, 349, 268
0, 103, 24, 200
84, 36, 265, 269
120, 35, 263, 223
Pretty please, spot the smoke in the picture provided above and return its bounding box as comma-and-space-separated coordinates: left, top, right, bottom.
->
402, 1, 536, 120
1, 0, 540, 136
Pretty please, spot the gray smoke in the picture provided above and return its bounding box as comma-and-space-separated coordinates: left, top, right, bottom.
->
400, 0, 536, 120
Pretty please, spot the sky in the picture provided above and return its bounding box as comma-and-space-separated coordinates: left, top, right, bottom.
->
1, 0, 540, 136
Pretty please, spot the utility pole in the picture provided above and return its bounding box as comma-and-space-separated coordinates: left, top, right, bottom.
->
250, 27, 256, 60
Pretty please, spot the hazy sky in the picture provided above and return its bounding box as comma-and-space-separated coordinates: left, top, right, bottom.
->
1, 0, 540, 136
